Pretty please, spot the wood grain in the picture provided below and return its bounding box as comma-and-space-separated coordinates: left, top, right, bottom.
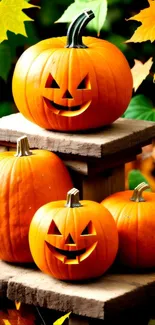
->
0, 113, 155, 158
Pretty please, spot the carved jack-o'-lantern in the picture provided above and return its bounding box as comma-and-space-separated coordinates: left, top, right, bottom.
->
12, 10, 133, 132
29, 188, 118, 280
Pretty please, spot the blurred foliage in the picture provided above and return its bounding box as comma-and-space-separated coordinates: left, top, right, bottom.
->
0, 0, 155, 115
128, 169, 151, 191
124, 95, 155, 121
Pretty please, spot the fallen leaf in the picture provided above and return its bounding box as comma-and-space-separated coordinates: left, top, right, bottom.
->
55, 0, 108, 36
53, 312, 71, 325
131, 57, 153, 91
126, 0, 155, 43
0, 0, 40, 43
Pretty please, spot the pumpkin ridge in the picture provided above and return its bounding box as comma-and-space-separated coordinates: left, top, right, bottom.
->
26, 48, 60, 127
23, 48, 53, 123
8, 157, 19, 261
0, 158, 12, 260
83, 48, 99, 111
94, 48, 119, 113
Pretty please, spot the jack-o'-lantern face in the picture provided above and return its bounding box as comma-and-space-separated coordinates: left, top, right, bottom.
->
42, 73, 92, 117
45, 219, 97, 264
29, 188, 118, 280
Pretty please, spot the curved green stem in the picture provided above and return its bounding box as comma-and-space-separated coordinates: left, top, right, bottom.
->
66, 9, 95, 49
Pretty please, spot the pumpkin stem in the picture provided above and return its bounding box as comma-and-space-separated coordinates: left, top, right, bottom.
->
66, 9, 95, 49
65, 188, 82, 207
130, 182, 150, 202
15, 135, 32, 157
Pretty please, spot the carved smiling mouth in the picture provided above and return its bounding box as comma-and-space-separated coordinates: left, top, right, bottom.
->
49, 101, 81, 111
43, 98, 91, 116
46, 242, 97, 264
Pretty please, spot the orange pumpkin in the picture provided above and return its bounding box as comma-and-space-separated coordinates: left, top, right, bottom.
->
0, 136, 72, 263
101, 182, 155, 268
29, 188, 118, 280
12, 10, 133, 132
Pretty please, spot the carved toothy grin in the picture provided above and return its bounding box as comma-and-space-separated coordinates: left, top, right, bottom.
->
46, 241, 97, 264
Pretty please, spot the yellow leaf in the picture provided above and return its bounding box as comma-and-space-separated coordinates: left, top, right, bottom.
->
53, 312, 71, 325
126, 0, 155, 43
0, 0, 40, 43
131, 57, 153, 91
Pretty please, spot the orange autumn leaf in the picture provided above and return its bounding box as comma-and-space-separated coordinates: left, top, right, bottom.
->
126, 0, 155, 43
131, 57, 153, 91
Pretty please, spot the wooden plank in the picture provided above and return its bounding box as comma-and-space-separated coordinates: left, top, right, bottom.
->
0, 260, 152, 320
0, 113, 155, 158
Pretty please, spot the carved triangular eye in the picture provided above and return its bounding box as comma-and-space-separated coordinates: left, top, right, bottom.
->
81, 221, 96, 235
81, 224, 89, 235
45, 74, 60, 88
48, 220, 62, 235
51, 79, 60, 89
77, 75, 90, 89
65, 234, 75, 244
77, 78, 86, 89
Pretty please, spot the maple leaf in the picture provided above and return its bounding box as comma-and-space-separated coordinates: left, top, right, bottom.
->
0, 0, 40, 43
131, 57, 153, 91
126, 0, 155, 43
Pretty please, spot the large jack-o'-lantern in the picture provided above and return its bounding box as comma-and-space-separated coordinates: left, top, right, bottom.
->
12, 10, 133, 132
29, 188, 118, 280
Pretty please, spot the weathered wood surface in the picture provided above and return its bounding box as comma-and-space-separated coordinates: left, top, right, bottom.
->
0, 113, 155, 158
0, 260, 155, 320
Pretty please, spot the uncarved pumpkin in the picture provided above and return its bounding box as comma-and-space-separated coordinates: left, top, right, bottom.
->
29, 188, 118, 280
0, 136, 72, 263
12, 10, 133, 132
101, 182, 155, 268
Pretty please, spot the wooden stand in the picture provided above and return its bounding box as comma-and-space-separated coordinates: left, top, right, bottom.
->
0, 113, 155, 324
0, 113, 155, 201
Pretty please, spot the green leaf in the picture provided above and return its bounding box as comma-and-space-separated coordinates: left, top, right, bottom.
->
128, 169, 151, 191
53, 312, 71, 325
56, 0, 108, 35
0, 43, 12, 81
123, 95, 155, 121
0, 102, 18, 118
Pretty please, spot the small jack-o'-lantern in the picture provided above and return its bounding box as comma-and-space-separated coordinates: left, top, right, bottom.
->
29, 188, 118, 280
12, 10, 133, 132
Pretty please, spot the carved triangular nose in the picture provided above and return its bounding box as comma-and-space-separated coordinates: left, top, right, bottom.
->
65, 233, 75, 244
63, 90, 73, 99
